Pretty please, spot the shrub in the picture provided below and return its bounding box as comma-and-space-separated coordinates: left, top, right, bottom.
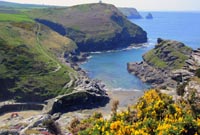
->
72, 90, 200, 135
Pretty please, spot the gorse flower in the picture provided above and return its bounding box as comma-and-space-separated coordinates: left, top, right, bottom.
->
69, 89, 200, 135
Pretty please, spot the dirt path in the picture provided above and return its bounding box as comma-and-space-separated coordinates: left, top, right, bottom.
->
36, 23, 61, 73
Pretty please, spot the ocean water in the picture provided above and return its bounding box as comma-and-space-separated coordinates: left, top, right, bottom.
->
80, 12, 200, 90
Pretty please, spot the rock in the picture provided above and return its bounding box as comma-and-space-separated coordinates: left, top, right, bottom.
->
171, 69, 194, 82
43, 91, 109, 114
157, 38, 164, 44
29, 114, 51, 128
146, 13, 153, 19
119, 8, 142, 19
127, 39, 195, 89
52, 113, 61, 121
20, 114, 52, 134
143, 39, 192, 70
185, 80, 200, 93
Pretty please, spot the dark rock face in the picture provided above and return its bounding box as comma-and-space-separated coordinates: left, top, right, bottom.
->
43, 68, 109, 114
127, 62, 177, 89
43, 91, 109, 114
35, 19, 66, 35
76, 27, 147, 52
127, 39, 197, 89
146, 13, 153, 19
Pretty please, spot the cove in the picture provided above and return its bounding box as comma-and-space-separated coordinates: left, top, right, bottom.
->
80, 12, 200, 90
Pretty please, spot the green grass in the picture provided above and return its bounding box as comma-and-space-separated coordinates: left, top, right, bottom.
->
144, 50, 167, 69
143, 41, 192, 70
0, 21, 77, 102
75, 4, 91, 12
0, 13, 34, 22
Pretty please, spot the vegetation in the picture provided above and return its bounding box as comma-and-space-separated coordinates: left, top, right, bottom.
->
69, 90, 200, 135
143, 40, 192, 69
0, 13, 33, 22
25, 3, 147, 51
143, 49, 167, 68
0, 15, 77, 101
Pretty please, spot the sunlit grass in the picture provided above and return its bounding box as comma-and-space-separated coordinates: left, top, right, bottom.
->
0, 13, 34, 22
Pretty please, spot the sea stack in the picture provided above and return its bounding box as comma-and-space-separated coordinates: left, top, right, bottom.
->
146, 13, 153, 19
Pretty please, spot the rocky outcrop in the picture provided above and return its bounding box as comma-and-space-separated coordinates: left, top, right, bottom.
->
43, 61, 109, 114
185, 48, 200, 71
119, 8, 142, 19
29, 3, 147, 52
184, 79, 200, 98
43, 90, 109, 114
146, 13, 153, 19
127, 39, 199, 89
127, 61, 177, 88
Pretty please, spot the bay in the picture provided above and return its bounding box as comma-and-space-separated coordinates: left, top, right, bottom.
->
80, 12, 200, 90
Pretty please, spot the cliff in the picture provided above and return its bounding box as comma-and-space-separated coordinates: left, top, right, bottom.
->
127, 38, 200, 89
27, 3, 147, 52
119, 7, 142, 19
0, 12, 108, 103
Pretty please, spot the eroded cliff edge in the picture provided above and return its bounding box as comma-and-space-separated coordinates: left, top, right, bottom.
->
127, 38, 200, 89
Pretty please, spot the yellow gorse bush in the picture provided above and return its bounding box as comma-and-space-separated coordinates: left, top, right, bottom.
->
71, 89, 200, 135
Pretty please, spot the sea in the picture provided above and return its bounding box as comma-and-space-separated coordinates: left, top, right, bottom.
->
80, 12, 200, 91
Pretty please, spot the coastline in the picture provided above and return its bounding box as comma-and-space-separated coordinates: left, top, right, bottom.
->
0, 43, 148, 133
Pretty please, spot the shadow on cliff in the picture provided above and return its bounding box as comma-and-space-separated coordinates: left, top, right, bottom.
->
45, 92, 110, 114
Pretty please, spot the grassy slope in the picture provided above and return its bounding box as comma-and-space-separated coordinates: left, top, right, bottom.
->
25, 3, 145, 43
0, 13, 77, 102
143, 40, 192, 69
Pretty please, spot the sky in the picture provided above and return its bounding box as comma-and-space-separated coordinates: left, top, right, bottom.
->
1, 0, 200, 11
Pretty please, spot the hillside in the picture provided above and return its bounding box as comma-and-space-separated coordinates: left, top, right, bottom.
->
143, 38, 192, 70
119, 7, 142, 19
0, 13, 77, 102
127, 38, 198, 89
26, 3, 147, 52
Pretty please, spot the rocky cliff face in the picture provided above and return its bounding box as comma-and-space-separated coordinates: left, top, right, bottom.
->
27, 3, 147, 52
119, 7, 142, 19
128, 38, 199, 89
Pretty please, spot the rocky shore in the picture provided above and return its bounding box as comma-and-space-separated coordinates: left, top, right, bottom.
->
128, 38, 200, 89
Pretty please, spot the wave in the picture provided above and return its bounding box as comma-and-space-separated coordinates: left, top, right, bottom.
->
90, 43, 152, 54
105, 86, 144, 92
